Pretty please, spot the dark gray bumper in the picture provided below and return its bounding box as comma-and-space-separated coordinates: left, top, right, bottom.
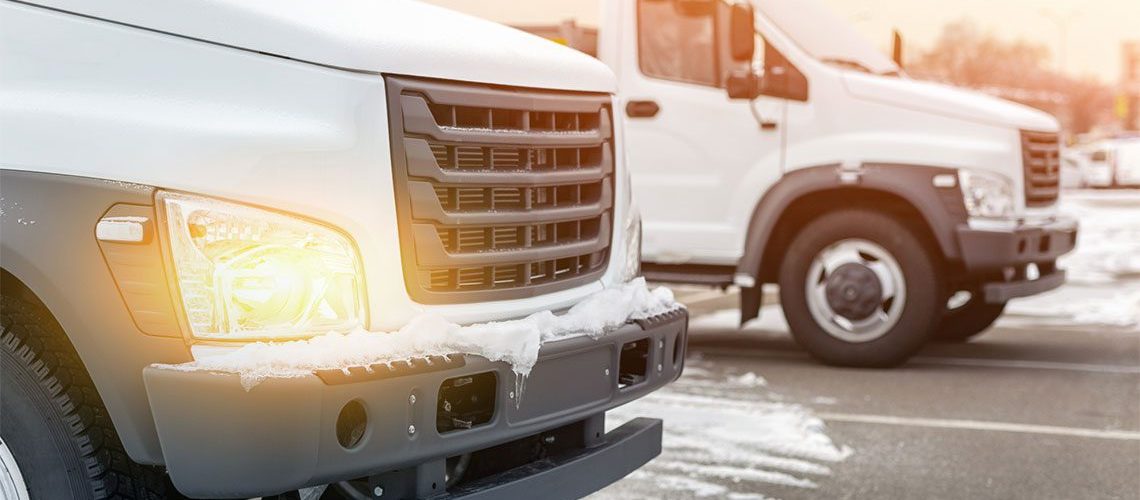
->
444, 417, 662, 499
957, 217, 1077, 303
142, 309, 687, 498
956, 218, 1078, 272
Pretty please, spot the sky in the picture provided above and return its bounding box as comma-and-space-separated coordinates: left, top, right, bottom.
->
424, 0, 1140, 85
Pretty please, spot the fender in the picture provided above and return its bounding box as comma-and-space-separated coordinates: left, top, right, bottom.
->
735, 164, 968, 321
0, 170, 191, 465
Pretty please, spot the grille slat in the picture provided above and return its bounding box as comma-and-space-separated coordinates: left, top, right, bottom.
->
389, 77, 614, 303
1021, 131, 1061, 207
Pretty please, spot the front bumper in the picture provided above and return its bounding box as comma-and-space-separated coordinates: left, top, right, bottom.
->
956, 217, 1078, 303
143, 309, 687, 499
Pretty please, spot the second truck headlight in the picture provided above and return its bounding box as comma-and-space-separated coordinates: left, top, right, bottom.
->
157, 192, 365, 341
958, 169, 1014, 219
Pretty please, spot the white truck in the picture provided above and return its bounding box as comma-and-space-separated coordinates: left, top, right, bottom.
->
506, 0, 1079, 366
0, 0, 687, 498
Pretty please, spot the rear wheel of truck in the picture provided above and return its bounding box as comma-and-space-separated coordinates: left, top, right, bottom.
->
0, 293, 171, 500
779, 210, 943, 367
934, 289, 1006, 342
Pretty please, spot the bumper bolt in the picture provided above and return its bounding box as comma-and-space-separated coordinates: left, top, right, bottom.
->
407, 424, 416, 435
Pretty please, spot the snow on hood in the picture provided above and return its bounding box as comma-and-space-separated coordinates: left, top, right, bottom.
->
155, 279, 679, 390
842, 72, 1058, 132
29, 0, 616, 93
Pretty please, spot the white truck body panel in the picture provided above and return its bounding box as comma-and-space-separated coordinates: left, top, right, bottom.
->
0, 1, 633, 330
23, 0, 617, 93
601, 0, 1060, 265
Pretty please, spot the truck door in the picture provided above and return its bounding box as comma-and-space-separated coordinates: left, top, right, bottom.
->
619, 0, 783, 264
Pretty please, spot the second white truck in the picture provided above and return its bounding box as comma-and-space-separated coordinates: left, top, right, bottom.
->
500, 0, 1079, 367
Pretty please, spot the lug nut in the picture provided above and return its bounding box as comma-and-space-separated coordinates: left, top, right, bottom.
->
604, 368, 610, 377
408, 424, 416, 435
373, 486, 384, 497
409, 394, 416, 405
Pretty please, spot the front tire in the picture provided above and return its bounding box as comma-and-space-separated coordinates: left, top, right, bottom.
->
779, 210, 944, 367
0, 294, 170, 500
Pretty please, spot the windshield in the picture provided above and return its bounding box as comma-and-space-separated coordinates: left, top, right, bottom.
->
754, 0, 900, 75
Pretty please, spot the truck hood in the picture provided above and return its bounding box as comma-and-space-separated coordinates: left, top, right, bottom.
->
28, 0, 616, 93
842, 72, 1058, 132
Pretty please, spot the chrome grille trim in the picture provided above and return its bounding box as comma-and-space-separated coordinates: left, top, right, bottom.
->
1021, 130, 1061, 207
386, 76, 615, 303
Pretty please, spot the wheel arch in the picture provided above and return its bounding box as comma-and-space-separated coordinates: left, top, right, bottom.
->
0, 170, 191, 465
737, 164, 967, 322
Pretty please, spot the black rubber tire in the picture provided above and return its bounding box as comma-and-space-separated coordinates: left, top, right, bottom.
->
0, 293, 172, 500
779, 209, 944, 367
935, 293, 1006, 342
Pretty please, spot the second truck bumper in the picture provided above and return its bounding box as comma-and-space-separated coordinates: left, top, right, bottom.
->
956, 217, 1078, 302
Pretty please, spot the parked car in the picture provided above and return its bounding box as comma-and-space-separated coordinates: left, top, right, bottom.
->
1111, 139, 1140, 187
0, 0, 686, 498
513, 0, 1078, 366
1069, 142, 1116, 188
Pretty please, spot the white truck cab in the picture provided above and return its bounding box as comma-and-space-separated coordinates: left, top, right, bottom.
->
511, 0, 1078, 366
0, 1, 686, 498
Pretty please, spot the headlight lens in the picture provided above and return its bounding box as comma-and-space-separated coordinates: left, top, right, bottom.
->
958, 169, 1014, 219
158, 192, 365, 341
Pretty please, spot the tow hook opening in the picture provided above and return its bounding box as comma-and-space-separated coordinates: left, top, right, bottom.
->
437, 372, 497, 433
618, 338, 650, 389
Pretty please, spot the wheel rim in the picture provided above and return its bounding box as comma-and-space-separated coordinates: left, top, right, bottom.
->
0, 438, 30, 500
804, 238, 906, 343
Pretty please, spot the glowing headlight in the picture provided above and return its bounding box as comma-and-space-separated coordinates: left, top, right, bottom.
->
157, 192, 365, 341
958, 169, 1014, 219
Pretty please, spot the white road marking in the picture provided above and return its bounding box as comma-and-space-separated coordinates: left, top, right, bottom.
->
692, 347, 1140, 374
818, 412, 1140, 441
908, 355, 1140, 374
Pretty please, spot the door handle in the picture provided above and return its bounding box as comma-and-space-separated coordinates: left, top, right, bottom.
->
625, 100, 660, 118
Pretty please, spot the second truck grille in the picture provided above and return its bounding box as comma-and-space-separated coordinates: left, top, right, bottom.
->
1021, 130, 1061, 207
386, 76, 615, 303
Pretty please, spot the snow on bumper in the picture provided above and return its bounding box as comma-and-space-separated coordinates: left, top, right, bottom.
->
142, 281, 687, 498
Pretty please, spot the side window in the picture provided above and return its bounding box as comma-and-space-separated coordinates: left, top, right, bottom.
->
637, 0, 719, 86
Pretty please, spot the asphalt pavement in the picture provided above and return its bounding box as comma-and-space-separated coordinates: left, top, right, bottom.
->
595, 290, 1140, 499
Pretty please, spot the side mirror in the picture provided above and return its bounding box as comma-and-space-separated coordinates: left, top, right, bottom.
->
726, 68, 761, 99
729, 2, 755, 61
892, 29, 904, 69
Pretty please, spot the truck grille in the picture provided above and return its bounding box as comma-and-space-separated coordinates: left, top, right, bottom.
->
1021, 131, 1061, 207
386, 76, 614, 303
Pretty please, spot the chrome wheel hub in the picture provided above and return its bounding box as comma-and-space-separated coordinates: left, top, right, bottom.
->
0, 438, 30, 500
805, 239, 906, 343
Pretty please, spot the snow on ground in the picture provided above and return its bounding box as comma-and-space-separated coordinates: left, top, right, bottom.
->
155, 278, 678, 389
592, 359, 852, 499
1001, 190, 1140, 331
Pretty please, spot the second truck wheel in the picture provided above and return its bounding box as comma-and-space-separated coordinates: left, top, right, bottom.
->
779, 210, 944, 367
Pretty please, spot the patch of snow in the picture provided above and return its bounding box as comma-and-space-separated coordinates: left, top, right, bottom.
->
1002, 191, 1140, 331
728, 372, 768, 388
154, 278, 679, 389
594, 360, 852, 499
